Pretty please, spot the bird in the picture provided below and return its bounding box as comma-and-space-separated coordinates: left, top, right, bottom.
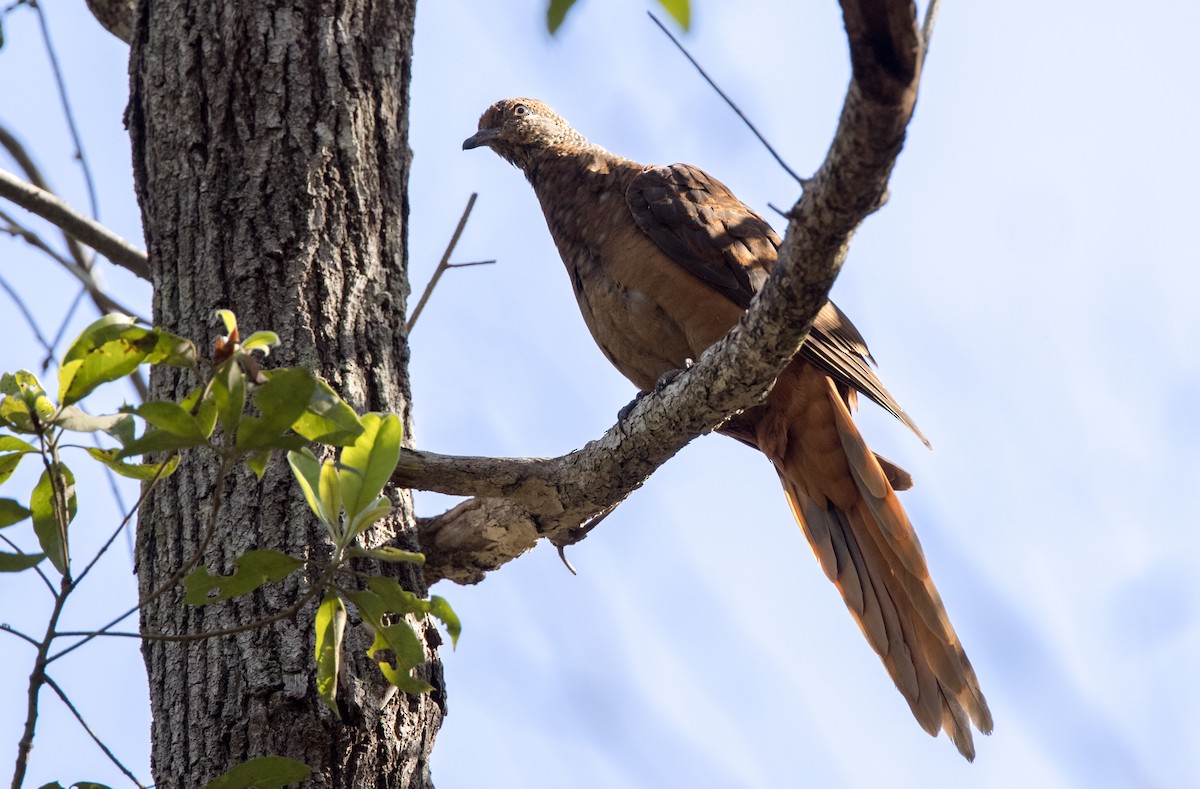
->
463, 97, 992, 760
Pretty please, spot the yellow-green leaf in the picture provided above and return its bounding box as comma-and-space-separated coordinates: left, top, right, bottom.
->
546, 0, 577, 33
86, 448, 180, 481
0, 550, 43, 572
0, 497, 32, 528
30, 464, 76, 575
183, 550, 304, 605
338, 413, 401, 521
314, 591, 346, 716
657, 0, 690, 30
203, 756, 311, 789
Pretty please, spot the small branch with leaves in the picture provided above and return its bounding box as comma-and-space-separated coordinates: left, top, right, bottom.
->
0, 310, 458, 789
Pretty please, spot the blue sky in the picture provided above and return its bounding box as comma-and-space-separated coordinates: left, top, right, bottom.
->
1, 1, 1197, 787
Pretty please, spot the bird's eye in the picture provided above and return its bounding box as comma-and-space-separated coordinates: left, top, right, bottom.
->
512, 104, 529, 118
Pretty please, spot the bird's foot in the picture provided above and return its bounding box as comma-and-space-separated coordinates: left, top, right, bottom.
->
617, 360, 693, 421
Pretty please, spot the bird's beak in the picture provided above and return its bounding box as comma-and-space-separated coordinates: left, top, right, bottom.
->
462, 127, 500, 150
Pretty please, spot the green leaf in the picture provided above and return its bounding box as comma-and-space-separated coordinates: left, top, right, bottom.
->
345, 497, 391, 541
657, 0, 690, 30
0, 436, 37, 453
0, 550, 44, 572
133, 400, 207, 441
236, 367, 315, 451
57, 315, 161, 405
290, 379, 363, 445
60, 314, 138, 365
86, 448, 180, 480
0, 498, 32, 528
345, 546, 425, 565
213, 309, 238, 336
428, 595, 462, 649
314, 590, 347, 715
287, 449, 332, 528
54, 406, 136, 444
338, 413, 401, 522
547, 0, 577, 33
241, 331, 279, 353
348, 585, 432, 694
203, 756, 311, 789
30, 464, 76, 575
116, 427, 207, 459
319, 460, 343, 539
180, 385, 219, 440
71, 784, 114, 789
211, 359, 246, 439
245, 449, 272, 480
366, 575, 431, 616
144, 329, 198, 368
0, 452, 24, 486
183, 550, 304, 605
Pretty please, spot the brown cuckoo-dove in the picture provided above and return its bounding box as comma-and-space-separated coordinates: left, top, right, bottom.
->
463, 97, 992, 760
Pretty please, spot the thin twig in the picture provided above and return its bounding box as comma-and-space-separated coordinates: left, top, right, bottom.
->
0, 625, 42, 649
48, 455, 234, 663
921, 0, 942, 62
0, 168, 149, 279
0, 209, 146, 320
647, 11, 808, 187
10, 573, 70, 789
45, 286, 89, 370
72, 460, 169, 590
0, 122, 93, 270
31, 0, 101, 222
0, 271, 54, 355
56, 566, 332, 643
42, 674, 147, 788
406, 193, 492, 332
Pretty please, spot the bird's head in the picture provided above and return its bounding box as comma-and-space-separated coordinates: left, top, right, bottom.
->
462, 98, 589, 171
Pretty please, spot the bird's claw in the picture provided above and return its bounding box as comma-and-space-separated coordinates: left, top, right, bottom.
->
617, 360, 693, 421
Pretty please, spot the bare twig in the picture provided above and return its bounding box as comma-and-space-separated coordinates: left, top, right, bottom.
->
49, 455, 233, 663
921, 0, 942, 61
0, 271, 54, 355
10, 574, 70, 789
42, 674, 147, 787
0, 625, 42, 649
0, 123, 92, 269
0, 124, 152, 399
56, 565, 333, 644
31, 0, 101, 222
406, 193, 494, 332
648, 11, 808, 187
72, 460, 169, 590
0, 209, 146, 321
0, 168, 149, 280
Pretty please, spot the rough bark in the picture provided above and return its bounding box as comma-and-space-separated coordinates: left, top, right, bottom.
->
128, 1, 442, 786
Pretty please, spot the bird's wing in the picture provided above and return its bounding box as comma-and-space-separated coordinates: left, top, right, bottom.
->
625, 163, 773, 310
626, 163, 927, 444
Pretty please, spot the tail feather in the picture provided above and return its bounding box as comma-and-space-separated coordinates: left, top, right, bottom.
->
761, 362, 992, 760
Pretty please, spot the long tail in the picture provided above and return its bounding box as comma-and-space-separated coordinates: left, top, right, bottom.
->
755, 361, 993, 760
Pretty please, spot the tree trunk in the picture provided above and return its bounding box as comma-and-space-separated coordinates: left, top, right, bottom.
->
128, 1, 443, 786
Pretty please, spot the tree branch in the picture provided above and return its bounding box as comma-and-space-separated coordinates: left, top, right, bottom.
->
85, 0, 135, 44
400, 0, 925, 586
0, 168, 149, 280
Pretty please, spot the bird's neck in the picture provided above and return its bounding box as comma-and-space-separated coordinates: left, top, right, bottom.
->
525, 147, 641, 250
